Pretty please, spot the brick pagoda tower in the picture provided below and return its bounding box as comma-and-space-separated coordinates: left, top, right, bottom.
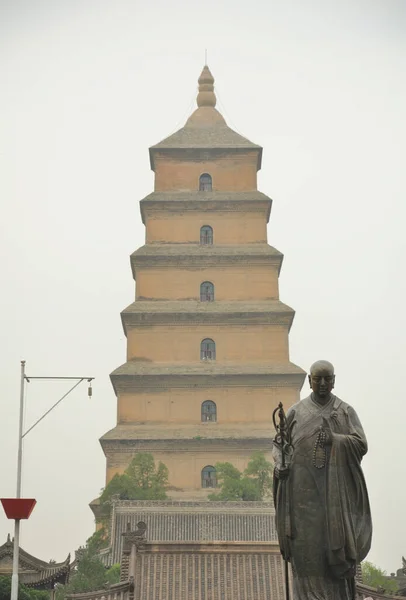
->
99, 66, 305, 500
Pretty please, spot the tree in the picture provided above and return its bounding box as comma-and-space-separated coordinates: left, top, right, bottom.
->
56, 454, 169, 598
362, 561, 399, 594
86, 525, 109, 554
99, 453, 168, 513
208, 452, 273, 501
0, 576, 50, 600
105, 564, 121, 585
125, 452, 168, 498
244, 451, 274, 498
54, 551, 120, 600
91, 453, 169, 535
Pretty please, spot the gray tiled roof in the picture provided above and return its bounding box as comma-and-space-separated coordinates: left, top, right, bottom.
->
0, 535, 71, 588
100, 423, 274, 441
121, 300, 294, 315
140, 190, 272, 203
133, 548, 285, 600
120, 300, 296, 331
111, 361, 305, 378
150, 124, 261, 151
105, 500, 278, 566
131, 243, 282, 259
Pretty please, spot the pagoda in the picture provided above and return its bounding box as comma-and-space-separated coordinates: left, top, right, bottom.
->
98, 65, 305, 500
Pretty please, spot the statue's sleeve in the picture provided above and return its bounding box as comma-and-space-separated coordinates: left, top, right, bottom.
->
329, 404, 368, 461
326, 404, 372, 568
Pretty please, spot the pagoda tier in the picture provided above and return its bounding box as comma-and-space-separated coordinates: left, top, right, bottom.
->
101, 65, 306, 498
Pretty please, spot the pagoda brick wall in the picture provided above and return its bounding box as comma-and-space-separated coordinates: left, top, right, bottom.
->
117, 387, 299, 424
135, 266, 280, 301
153, 151, 259, 192
145, 210, 267, 244
126, 326, 289, 363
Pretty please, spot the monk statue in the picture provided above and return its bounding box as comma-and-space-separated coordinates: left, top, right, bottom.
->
273, 360, 372, 600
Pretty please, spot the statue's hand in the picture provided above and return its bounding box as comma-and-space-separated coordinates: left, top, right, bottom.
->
321, 418, 333, 445
275, 466, 289, 480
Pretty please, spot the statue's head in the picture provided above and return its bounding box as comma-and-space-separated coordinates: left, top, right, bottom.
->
308, 360, 335, 400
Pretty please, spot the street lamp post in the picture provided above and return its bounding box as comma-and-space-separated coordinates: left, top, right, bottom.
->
2, 361, 94, 600
10, 360, 26, 599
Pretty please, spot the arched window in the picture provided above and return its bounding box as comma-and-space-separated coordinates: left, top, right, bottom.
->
202, 400, 217, 422
202, 465, 217, 488
200, 281, 214, 302
199, 173, 212, 192
201, 338, 216, 360
200, 225, 213, 245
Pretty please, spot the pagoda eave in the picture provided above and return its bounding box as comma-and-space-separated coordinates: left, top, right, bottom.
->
100, 435, 273, 455
139, 191, 272, 224
110, 364, 306, 395
130, 244, 284, 280
120, 301, 295, 333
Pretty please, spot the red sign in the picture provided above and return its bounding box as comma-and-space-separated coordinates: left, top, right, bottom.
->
0, 499, 37, 520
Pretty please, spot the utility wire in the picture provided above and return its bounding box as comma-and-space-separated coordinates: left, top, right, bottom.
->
157, 89, 197, 141
215, 85, 248, 137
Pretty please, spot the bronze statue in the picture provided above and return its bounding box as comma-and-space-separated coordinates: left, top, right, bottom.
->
273, 360, 372, 600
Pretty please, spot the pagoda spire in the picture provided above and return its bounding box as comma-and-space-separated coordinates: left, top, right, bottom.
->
196, 65, 216, 108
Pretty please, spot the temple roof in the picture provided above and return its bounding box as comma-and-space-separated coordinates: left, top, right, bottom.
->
149, 66, 262, 169
0, 534, 70, 589
99, 500, 277, 566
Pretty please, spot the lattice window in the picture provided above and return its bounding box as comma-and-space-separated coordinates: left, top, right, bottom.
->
200, 338, 216, 360
199, 173, 212, 191
202, 465, 217, 488
201, 400, 217, 422
200, 225, 213, 245
200, 281, 214, 302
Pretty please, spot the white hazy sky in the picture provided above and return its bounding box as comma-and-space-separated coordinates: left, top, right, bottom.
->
1, 0, 405, 574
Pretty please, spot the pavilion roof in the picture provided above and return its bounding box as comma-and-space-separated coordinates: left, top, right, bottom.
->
0, 534, 71, 589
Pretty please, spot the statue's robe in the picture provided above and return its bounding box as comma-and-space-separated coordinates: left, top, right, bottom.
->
273, 394, 372, 600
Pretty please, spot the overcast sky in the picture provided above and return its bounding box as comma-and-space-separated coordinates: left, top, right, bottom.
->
1, 0, 405, 574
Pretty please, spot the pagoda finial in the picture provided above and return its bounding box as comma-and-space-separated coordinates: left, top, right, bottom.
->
197, 65, 216, 108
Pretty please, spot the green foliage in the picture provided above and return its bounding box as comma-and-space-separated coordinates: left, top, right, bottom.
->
208, 452, 273, 501
105, 563, 121, 585
0, 576, 50, 600
86, 526, 109, 554
362, 561, 399, 594
66, 549, 106, 594
55, 552, 121, 599
244, 451, 274, 498
55, 455, 168, 598
124, 452, 168, 497
99, 453, 168, 519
